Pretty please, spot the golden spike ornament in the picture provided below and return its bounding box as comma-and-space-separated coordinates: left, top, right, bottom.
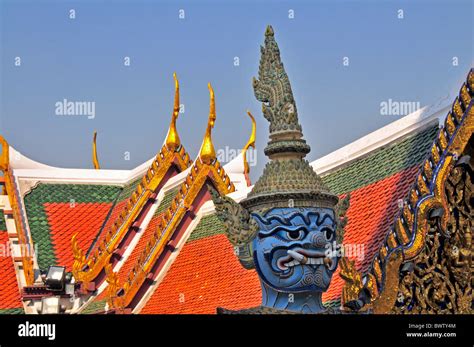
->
105, 263, 119, 308
165, 73, 182, 151
92, 131, 100, 169
199, 83, 217, 165
71, 233, 86, 279
242, 110, 256, 175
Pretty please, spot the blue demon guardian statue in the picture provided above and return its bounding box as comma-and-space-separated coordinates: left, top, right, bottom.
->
211, 26, 350, 314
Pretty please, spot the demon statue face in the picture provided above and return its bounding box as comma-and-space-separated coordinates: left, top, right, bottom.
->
251, 208, 338, 293
211, 189, 348, 313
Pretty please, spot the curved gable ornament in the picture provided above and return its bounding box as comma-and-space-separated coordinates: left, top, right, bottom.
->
71, 75, 192, 285
105, 83, 236, 311
341, 69, 473, 314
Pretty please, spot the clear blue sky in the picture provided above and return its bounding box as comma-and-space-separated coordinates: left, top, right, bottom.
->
1, 0, 472, 181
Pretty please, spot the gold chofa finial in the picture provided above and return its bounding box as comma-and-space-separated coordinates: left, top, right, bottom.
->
92, 131, 100, 169
242, 110, 256, 175
199, 83, 217, 164
165, 73, 181, 151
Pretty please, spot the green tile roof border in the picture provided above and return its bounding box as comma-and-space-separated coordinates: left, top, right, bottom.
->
0, 213, 6, 231
323, 299, 341, 309
0, 307, 24, 314
321, 124, 439, 195
23, 183, 122, 270
186, 214, 225, 244
80, 298, 107, 314
115, 176, 143, 202
155, 187, 180, 216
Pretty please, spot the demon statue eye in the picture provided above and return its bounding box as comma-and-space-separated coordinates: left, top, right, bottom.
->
287, 229, 303, 241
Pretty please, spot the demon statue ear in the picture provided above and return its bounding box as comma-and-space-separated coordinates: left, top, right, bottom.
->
208, 185, 258, 269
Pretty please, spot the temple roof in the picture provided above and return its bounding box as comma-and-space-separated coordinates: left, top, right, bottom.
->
134, 115, 442, 313
0, 68, 470, 313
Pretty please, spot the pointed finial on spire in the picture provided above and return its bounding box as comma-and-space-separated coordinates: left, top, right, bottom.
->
199, 83, 217, 164
208, 82, 216, 125
242, 110, 256, 175
92, 131, 100, 169
265, 24, 274, 36
165, 73, 182, 151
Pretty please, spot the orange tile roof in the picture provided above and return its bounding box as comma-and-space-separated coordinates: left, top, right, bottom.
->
45, 202, 113, 272
323, 165, 419, 302
90, 199, 127, 254
141, 233, 261, 314
0, 231, 23, 310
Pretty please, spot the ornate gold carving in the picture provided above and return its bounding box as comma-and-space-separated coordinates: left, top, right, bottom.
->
403, 204, 414, 230
423, 160, 433, 181
452, 98, 463, 122
386, 232, 399, 249
393, 190, 472, 314
340, 250, 405, 314
431, 143, 440, 166
394, 219, 410, 245
105, 264, 119, 309
373, 258, 382, 283
340, 257, 379, 312
409, 189, 418, 209
372, 250, 403, 314
71, 233, 86, 276
445, 113, 456, 137
379, 247, 387, 259
404, 86, 473, 261
460, 84, 471, 108
340, 68, 473, 314
438, 130, 448, 152
340, 257, 365, 307
417, 174, 429, 196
